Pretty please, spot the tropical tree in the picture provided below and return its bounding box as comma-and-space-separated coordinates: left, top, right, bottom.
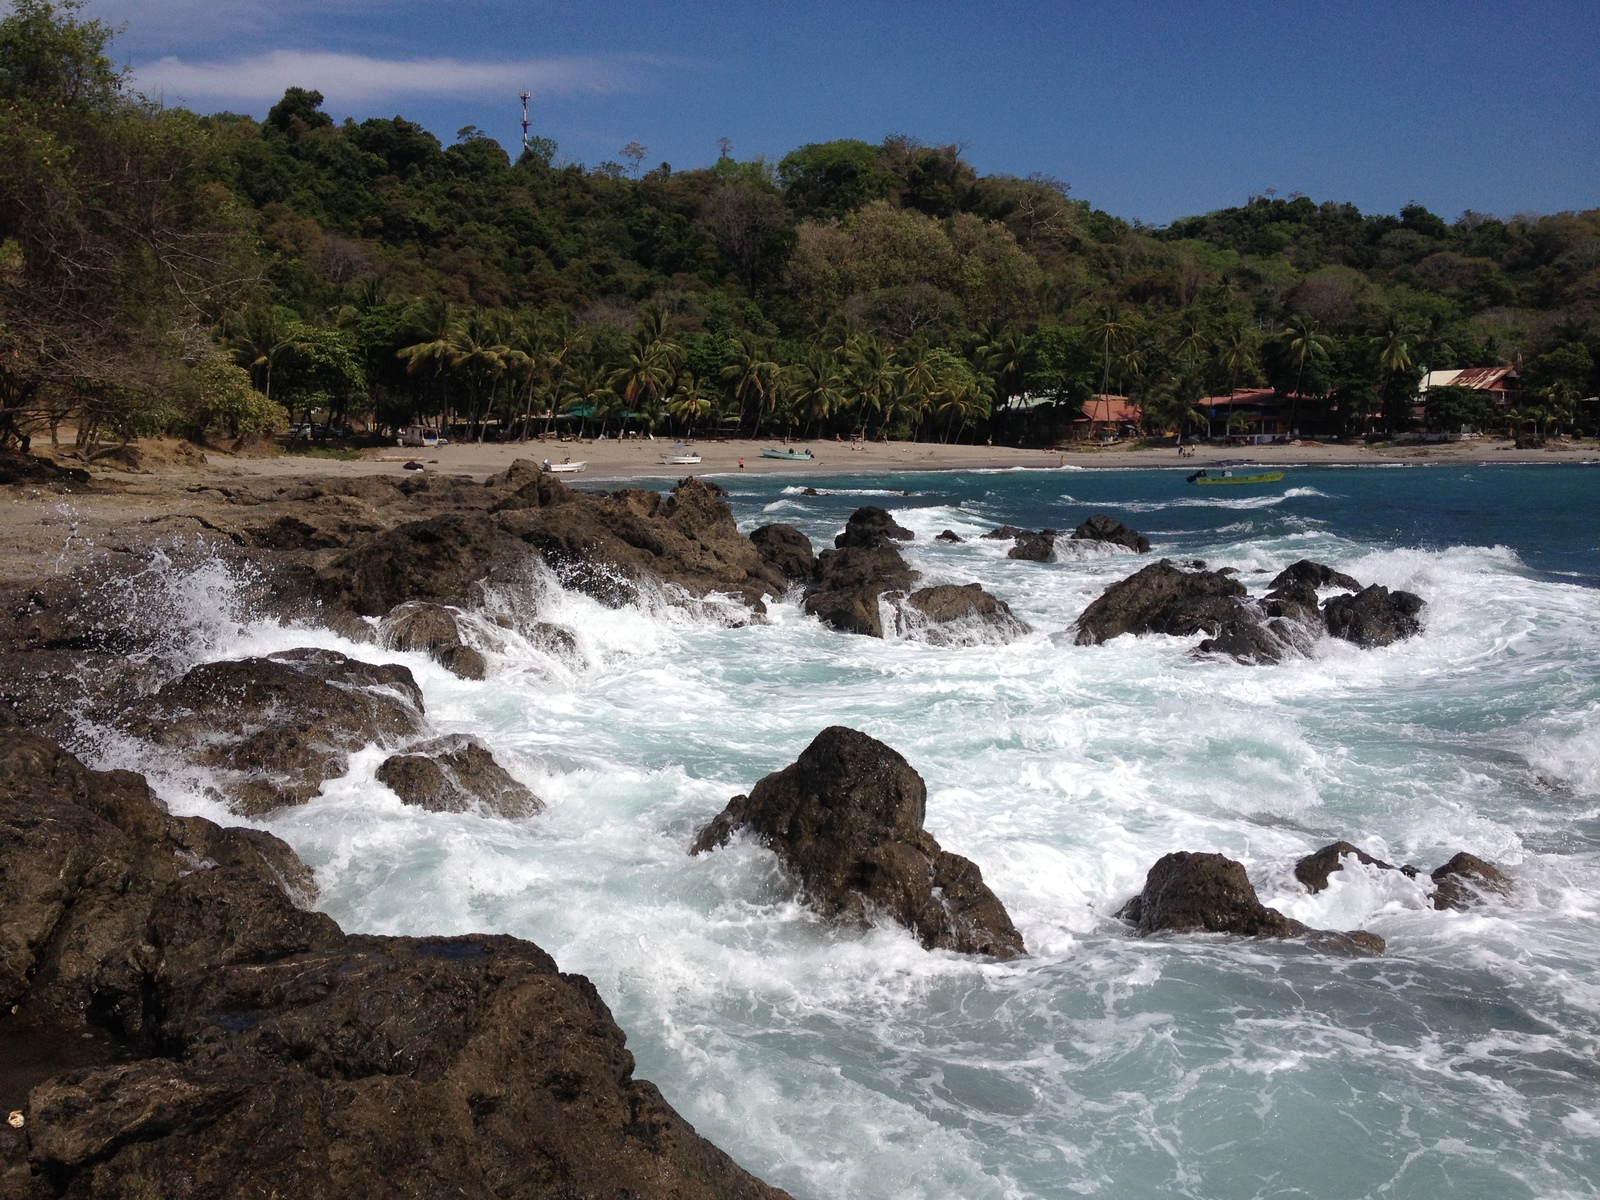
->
1279, 316, 1333, 435
721, 335, 781, 435
1090, 303, 1129, 422
785, 354, 846, 437
668, 370, 713, 434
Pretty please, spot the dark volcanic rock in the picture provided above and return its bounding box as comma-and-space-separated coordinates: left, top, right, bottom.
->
1075, 559, 1249, 645
935, 529, 965, 543
749, 523, 816, 582
376, 735, 542, 817
1195, 616, 1303, 664
691, 727, 1024, 959
1294, 841, 1419, 893
315, 510, 529, 616
804, 544, 918, 637
1323, 584, 1425, 647
0, 449, 90, 487
1071, 514, 1151, 553
495, 473, 787, 608
1431, 852, 1512, 911
980, 526, 1023, 541
378, 601, 487, 680
0, 727, 789, 1199
834, 505, 914, 549
1007, 529, 1058, 562
1118, 851, 1384, 953
900, 584, 1030, 646
123, 649, 427, 815
1269, 559, 1362, 595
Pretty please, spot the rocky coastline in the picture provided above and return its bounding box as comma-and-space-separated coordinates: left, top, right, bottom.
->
0, 453, 1510, 1194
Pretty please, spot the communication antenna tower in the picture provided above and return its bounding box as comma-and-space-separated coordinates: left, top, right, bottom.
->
519, 91, 531, 151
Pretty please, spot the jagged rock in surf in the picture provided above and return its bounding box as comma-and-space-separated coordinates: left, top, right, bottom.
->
898, 584, 1030, 646
833, 505, 914, 549
376, 735, 542, 817
1075, 559, 1249, 645
1430, 852, 1512, 910
122, 649, 426, 816
0, 725, 791, 1200
1195, 615, 1307, 664
980, 526, 1023, 541
314, 510, 530, 616
379, 601, 487, 680
804, 543, 918, 637
1270, 559, 1363, 595
749, 523, 816, 583
1007, 530, 1058, 562
1294, 841, 1420, 893
935, 529, 965, 543
493, 474, 788, 609
1117, 851, 1384, 954
1323, 584, 1425, 647
691, 726, 1024, 959
1071, 514, 1151, 553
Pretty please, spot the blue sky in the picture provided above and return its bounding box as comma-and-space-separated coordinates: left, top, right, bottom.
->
102, 0, 1598, 224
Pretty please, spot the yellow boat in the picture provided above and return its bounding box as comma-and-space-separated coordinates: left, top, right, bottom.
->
1186, 468, 1285, 486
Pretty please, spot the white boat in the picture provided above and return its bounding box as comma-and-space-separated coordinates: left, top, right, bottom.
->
660, 445, 702, 465
542, 458, 588, 474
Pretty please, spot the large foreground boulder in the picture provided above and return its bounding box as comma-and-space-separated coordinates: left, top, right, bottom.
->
833, 506, 913, 549
1075, 560, 1248, 645
1323, 584, 1425, 647
690, 727, 1024, 959
376, 735, 543, 818
748, 523, 816, 583
0, 726, 789, 1199
315, 510, 529, 616
804, 544, 917, 637
1118, 851, 1384, 953
1071, 514, 1150, 553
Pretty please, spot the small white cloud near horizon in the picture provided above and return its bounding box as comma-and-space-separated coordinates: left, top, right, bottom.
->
133, 48, 639, 111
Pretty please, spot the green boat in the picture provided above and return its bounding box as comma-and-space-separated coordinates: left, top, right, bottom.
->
1186, 468, 1286, 486
761, 447, 815, 461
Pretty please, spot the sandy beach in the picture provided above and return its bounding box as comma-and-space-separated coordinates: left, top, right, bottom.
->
225, 435, 1600, 484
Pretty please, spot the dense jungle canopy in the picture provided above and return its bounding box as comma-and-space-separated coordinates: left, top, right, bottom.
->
2, 0, 1597, 452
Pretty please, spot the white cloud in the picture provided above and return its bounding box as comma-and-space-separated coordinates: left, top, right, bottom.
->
132, 48, 635, 110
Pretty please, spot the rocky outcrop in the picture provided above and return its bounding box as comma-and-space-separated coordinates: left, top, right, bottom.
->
378, 601, 487, 679
749, 523, 816, 583
1294, 841, 1419, 892
315, 510, 529, 616
0, 449, 90, 487
833, 506, 913, 549
1071, 514, 1150, 553
0, 726, 789, 1199
691, 727, 1024, 959
1118, 851, 1384, 953
1323, 584, 1425, 647
1431, 852, 1512, 910
1008, 530, 1058, 562
935, 529, 965, 543
122, 649, 426, 816
804, 543, 918, 637
376, 735, 542, 818
1076, 560, 1248, 645
494, 474, 788, 608
898, 584, 1031, 646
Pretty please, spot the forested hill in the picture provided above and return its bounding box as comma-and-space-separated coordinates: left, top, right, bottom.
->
1, 0, 1596, 451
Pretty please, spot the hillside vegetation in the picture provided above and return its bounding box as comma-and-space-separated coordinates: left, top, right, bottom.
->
2, 0, 1597, 453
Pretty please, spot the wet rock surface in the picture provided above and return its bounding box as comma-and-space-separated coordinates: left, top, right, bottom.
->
1431, 852, 1513, 910
833, 506, 914, 549
314, 509, 529, 616
1071, 514, 1150, 553
749, 523, 816, 583
1076, 559, 1249, 645
691, 727, 1024, 959
935, 529, 965, 543
1007, 529, 1058, 562
378, 601, 487, 679
121, 649, 428, 816
1294, 841, 1419, 892
1118, 851, 1384, 954
376, 735, 543, 818
1323, 584, 1426, 647
804, 543, 918, 637
899, 584, 1031, 646
0, 725, 789, 1199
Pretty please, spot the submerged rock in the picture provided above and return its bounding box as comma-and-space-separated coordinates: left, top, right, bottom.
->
123, 649, 426, 816
691, 727, 1024, 959
749, 523, 816, 583
0, 726, 790, 1199
935, 529, 965, 543
1075, 559, 1248, 645
899, 584, 1031, 646
1431, 852, 1512, 910
980, 526, 1023, 541
1323, 584, 1425, 647
1071, 514, 1151, 553
376, 735, 542, 818
1118, 851, 1384, 953
1294, 841, 1419, 892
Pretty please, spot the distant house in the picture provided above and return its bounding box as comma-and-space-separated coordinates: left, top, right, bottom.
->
1419, 367, 1519, 408
1197, 388, 1293, 441
1073, 394, 1141, 440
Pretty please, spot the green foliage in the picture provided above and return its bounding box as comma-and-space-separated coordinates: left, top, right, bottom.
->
1423, 384, 1492, 432
176, 357, 289, 439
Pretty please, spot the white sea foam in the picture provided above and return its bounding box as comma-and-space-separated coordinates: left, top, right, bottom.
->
76, 471, 1600, 1199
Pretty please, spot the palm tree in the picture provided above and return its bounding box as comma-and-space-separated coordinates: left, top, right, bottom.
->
223, 308, 291, 401
1280, 316, 1332, 437
842, 334, 898, 439
668, 371, 713, 435
397, 297, 459, 434
975, 323, 1029, 411
720, 336, 781, 435
443, 311, 511, 442
785, 355, 846, 439
1090, 303, 1129, 422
